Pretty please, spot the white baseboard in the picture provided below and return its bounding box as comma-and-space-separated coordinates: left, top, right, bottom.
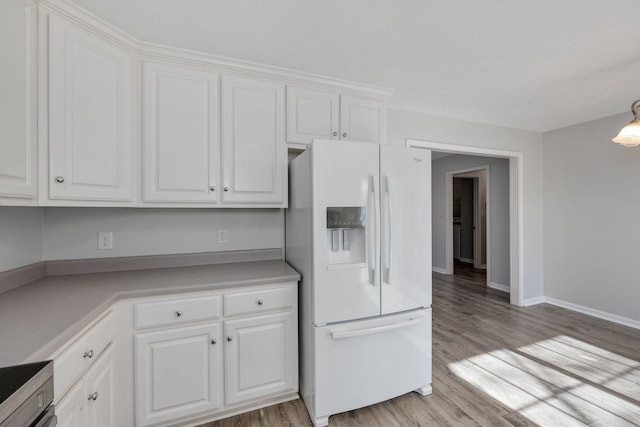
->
488, 282, 510, 293
544, 297, 640, 330
522, 296, 545, 306
432, 266, 447, 274
459, 258, 473, 264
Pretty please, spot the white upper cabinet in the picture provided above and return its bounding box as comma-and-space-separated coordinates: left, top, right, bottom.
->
0, 0, 37, 202
286, 87, 340, 144
221, 75, 286, 205
45, 14, 134, 203
22, 2, 390, 208
286, 87, 387, 147
142, 62, 220, 204
340, 95, 386, 144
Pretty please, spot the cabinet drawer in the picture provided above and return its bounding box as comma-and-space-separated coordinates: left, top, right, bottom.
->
224, 286, 293, 317
54, 310, 115, 401
135, 294, 221, 330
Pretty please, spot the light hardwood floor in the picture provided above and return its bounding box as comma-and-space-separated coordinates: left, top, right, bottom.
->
200, 272, 640, 427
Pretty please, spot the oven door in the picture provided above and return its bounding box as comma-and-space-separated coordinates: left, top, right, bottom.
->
32, 405, 56, 427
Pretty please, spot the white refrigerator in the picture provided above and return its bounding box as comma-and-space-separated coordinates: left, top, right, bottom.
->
286, 140, 432, 427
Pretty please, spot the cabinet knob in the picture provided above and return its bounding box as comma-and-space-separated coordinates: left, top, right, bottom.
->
175, 311, 182, 317
211, 339, 217, 345
83, 349, 94, 359
227, 336, 233, 342
257, 299, 264, 306
55, 176, 65, 183
332, 131, 338, 137
342, 133, 347, 138
224, 186, 229, 192
88, 392, 99, 401
210, 186, 215, 192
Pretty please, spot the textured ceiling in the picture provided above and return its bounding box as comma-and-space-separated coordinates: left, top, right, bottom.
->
70, 0, 640, 132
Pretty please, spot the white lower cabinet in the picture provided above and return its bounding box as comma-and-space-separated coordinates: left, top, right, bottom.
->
52, 309, 116, 427
224, 312, 295, 406
132, 283, 298, 426
56, 345, 115, 427
135, 323, 223, 426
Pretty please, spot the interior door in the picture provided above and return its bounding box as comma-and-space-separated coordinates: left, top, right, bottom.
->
380, 145, 432, 314
312, 140, 380, 325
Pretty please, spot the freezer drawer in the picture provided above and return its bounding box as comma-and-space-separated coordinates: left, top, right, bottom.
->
310, 309, 432, 423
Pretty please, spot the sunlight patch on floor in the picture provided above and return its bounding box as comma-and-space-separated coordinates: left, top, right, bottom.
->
448, 335, 640, 426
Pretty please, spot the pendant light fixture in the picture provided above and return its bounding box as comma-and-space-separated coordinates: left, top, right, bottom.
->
612, 99, 640, 147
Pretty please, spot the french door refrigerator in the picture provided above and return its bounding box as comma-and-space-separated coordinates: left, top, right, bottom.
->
286, 139, 432, 427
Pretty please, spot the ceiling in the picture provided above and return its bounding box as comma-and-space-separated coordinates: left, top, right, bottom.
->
70, 0, 640, 132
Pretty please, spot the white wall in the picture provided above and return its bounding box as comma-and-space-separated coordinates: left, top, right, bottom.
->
543, 112, 640, 323
432, 155, 510, 286
42, 208, 284, 260
388, 108, 544, 301
0, 207, 43, 270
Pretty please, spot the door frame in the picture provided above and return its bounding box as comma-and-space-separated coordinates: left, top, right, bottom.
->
406, 139, 524, 307
447, 167, 490, 279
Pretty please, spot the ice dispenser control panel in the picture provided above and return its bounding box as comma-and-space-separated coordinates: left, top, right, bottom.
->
326, 207, 366, 266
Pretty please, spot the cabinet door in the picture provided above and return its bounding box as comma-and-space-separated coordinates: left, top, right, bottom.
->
221, 75, 285, 205
0, 0, 37, 200
340, 95, 386, 144
135, 323, 222, 426
47, 14, 133, 201
85, 345, 115, 427
55, 380, 86, 427
142, 62, 220, 203
286, 86, 339, 145
224, 312, 296, 405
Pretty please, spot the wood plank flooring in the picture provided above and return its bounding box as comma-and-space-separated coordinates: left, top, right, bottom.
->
199, 272, 640, 427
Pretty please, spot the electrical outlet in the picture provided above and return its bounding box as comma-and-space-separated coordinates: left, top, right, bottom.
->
98, 232, 113, 250
218, 229, 228, 244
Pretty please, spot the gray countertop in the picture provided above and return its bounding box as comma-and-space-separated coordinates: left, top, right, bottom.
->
0, 260, 300, 367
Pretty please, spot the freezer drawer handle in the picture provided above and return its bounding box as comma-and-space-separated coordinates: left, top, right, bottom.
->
330, 315, 425, 340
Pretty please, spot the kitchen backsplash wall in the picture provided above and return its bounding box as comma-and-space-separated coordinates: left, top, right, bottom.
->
42, 208, 284, 261
0, 207, 44, 271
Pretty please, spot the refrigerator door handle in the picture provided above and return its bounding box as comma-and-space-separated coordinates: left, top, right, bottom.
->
368, 175, 377, 286
330, 315, 425, 339
383, 176, 392, 284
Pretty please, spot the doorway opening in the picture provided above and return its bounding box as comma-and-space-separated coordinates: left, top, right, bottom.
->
407, 139, 523, 306
451, 167, 488, 287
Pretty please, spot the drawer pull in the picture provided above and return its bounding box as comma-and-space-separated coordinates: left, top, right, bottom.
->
88, 392, 99, 401
211, 339, 217, 345
257, 299, 264, 306
175, 311, 182, 317
227, 336, 233, 342
83, 350, 94, 359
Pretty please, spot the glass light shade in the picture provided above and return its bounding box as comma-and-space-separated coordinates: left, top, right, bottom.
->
612, 119, 640, 147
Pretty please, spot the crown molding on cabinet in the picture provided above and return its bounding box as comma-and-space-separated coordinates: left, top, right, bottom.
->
37, 0, 394, 99
38, 0, 138, 54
